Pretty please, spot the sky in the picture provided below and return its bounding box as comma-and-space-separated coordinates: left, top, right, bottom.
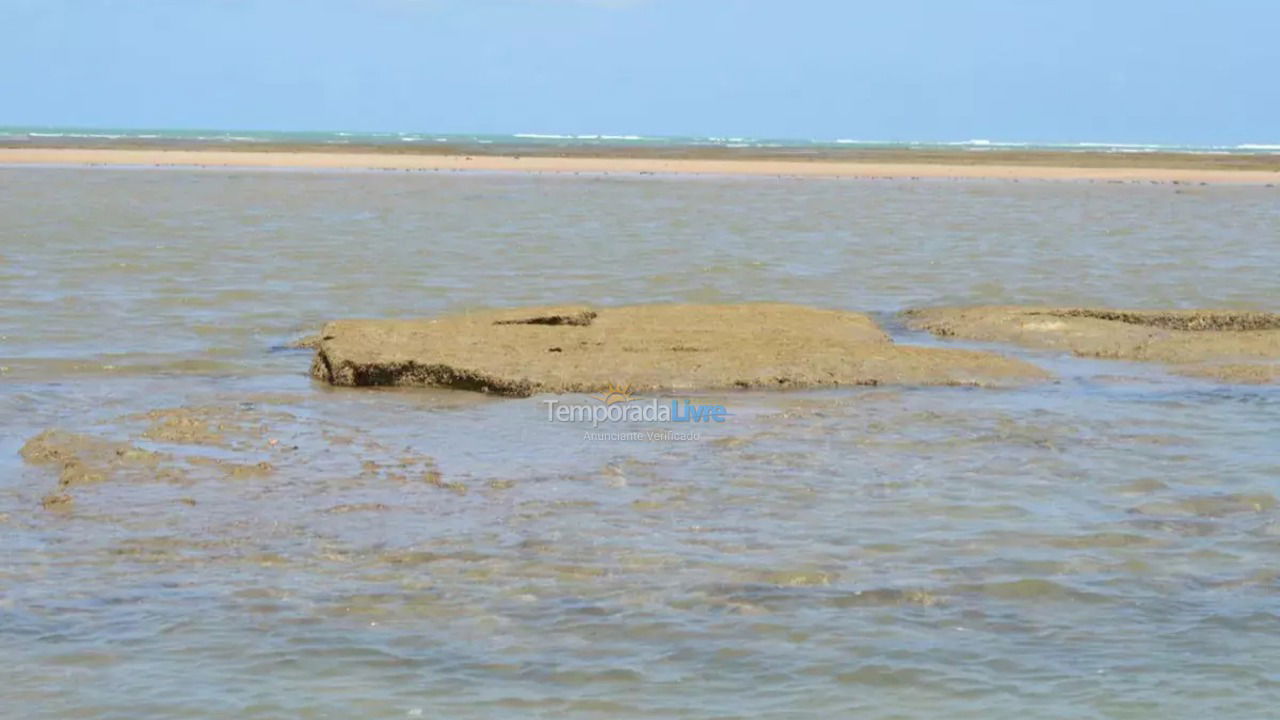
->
2, 0, 1277, 145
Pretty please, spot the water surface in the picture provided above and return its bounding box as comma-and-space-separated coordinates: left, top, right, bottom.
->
2, 167, 1278, 719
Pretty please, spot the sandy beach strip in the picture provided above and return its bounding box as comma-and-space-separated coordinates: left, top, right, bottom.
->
3, 147, 1279, 184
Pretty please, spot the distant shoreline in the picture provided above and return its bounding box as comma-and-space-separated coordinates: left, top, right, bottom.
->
3, 144, 1279, 184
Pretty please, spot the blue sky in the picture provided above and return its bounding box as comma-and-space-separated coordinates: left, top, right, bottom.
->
3, 0, 1276, 144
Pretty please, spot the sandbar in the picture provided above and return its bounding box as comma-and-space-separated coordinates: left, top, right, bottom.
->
3, 145, 1279, 184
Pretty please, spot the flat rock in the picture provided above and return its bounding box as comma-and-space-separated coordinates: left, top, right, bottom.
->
1172, 363, 1280, 384
310, 303, 1048, 396
903, 306, 1280, 382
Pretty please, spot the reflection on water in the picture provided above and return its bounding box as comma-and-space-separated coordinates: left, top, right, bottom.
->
2, 168, 1279, 719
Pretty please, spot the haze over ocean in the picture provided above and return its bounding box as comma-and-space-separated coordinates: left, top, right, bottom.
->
3, 0, 1278, 146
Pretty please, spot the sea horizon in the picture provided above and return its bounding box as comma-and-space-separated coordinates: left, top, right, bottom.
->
4, 124, 1278, 155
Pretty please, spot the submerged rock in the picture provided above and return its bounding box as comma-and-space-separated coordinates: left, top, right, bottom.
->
309, 303, 1048, 396
286, 334, 323, 350
20, 429, 176, 494
903, 306, 1280, 382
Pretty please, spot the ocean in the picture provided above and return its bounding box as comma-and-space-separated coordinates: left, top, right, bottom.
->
2, 165, 1279, 719
3, 125, 1279, 155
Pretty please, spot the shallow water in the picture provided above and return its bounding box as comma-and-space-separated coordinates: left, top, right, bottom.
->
2, 167, 1279, 719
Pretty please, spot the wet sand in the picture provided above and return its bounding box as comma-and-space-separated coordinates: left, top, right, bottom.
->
4, 146, 1280, 183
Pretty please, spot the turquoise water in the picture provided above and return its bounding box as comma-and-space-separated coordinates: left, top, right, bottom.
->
2, 167, 1279, 719
3, 125, 1279, 154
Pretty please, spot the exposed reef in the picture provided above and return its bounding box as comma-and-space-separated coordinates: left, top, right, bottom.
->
903, 306, 1280, 383
309, 303, 1049, 396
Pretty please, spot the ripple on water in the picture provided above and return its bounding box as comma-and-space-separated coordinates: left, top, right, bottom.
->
2, 170, 1280, 718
